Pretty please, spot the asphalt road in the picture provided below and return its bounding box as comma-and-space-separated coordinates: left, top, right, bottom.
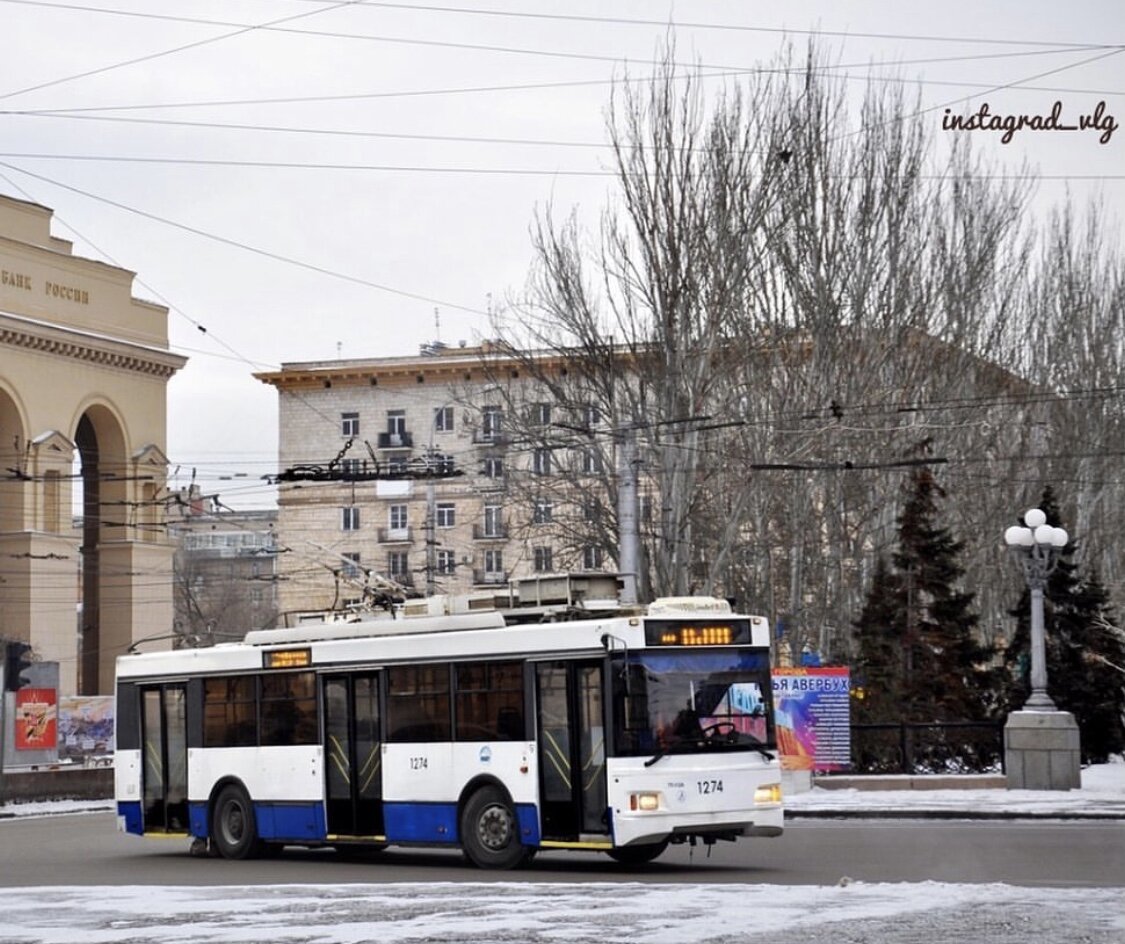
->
2, 812, 1123, 887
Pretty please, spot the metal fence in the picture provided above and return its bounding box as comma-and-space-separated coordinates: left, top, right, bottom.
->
845, 721, 1005, 775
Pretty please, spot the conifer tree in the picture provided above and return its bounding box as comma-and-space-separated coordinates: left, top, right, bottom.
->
852, 556, 905, 724
853, 467, 996, 723
1002, 487, 1125, 763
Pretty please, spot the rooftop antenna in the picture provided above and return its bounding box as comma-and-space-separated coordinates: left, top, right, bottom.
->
434, 307, 442, 344
336, 341, 342, 358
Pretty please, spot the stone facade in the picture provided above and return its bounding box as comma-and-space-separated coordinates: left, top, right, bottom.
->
256, 344, 608, 619
0, 193, 186, 693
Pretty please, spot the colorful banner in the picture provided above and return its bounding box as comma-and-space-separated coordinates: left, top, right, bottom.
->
58, 695, 115, 762
771, 667, 851, 772
15, 687, 58, 750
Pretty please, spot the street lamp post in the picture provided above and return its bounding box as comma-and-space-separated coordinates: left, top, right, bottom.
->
1003, 508, 1068, 711
1001, 506, 1081, 790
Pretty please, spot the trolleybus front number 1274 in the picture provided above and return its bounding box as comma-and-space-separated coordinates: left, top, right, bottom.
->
114, 595, 783, 869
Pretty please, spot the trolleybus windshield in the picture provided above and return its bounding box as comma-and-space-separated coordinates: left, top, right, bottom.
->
611, 650, 775, 761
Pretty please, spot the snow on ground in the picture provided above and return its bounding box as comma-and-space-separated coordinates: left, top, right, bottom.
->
0, 881, 1121, 944
1, 761, 1122, 943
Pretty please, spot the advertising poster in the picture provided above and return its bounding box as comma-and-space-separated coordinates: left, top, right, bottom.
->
58, 695, 115, 762
771, 667, 851, 772
15, 687, 58, 750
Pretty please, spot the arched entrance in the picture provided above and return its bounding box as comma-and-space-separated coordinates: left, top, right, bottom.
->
0, 193, 186, 694
75, 406, 128, 694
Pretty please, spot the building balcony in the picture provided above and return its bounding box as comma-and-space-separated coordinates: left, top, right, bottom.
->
471, 430, 509, 447
388, 571, 415, 588
377, 527, 414, 543
377, 431, 414, 449
472, 524, 509, 540
473, 569, 508, 585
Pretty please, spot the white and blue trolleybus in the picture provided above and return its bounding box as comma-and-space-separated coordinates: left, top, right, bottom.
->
115, 591, 783, 868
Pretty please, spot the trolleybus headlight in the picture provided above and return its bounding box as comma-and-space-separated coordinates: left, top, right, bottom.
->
753, 783, 782, 805
629, 792, 662, 812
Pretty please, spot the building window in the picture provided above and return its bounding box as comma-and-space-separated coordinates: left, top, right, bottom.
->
485, 549, 504, 575
640, 494, 654, 524
584, 500, 601, 523
340, 457, 362, 478
584, 402, 601, 428
428, 452, 455, 475
341, 411, 360, 437
388, 551, 410, 578
533, 546, 553, 573
387, 410, 407, 436
386, 454, 408, 474
342, 552, 361, 579
583, 545, 603, 570
483, 504, 504, 537
533, 448, 552, 476
483, 455, 504, 479
533, 499, 553, 524
481, 405, 503, 441
437, 549, 456, 574
437, 502, 456, 528
341, 507, 360, 531
389, 504, 408, 530
531, 402, 551, 427
434, 405, 454, 433
582, 447, 603, 474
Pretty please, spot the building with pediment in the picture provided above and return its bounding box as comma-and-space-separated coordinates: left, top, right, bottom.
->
0, 193, 186, 693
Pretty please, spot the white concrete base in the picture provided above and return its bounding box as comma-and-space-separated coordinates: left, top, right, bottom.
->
782, 768, 812, 795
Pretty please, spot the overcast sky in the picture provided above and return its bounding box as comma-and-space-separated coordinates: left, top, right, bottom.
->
2, 0, 1121, 510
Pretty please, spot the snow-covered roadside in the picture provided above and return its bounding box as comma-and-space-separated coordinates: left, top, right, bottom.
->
0, 881, 1121, 944
785, 757, 1125, 817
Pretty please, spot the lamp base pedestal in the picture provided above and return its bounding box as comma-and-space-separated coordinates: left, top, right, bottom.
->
1004, 710, 1081, 791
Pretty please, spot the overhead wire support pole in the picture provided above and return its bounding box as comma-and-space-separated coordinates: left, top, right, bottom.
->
616, 422, 640, 606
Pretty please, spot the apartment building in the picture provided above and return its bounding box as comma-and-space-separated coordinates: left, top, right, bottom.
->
256, 342, 612, 617
167, 487, 279, 639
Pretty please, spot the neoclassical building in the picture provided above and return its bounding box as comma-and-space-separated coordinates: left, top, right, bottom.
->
0, 194, 186, 694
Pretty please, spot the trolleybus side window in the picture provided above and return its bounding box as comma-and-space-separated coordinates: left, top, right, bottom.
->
387, 664, 452, 741
203, 676, 257, 747
454, 661, 525, 741
261, 672, 318, 745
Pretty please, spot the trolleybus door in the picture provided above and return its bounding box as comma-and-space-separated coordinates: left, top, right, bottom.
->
323, 673, 384, 838
535, 661, 608, 840
140, 684, 188, 833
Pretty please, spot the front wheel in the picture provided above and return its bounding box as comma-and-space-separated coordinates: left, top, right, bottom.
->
606, 840, 669, 866
211, 784, 261, 860
460, 786, 528, 870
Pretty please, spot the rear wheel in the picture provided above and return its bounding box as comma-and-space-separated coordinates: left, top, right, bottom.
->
211, 784, 261, 860
606, 840, 669, 866
460, 786, 528, 870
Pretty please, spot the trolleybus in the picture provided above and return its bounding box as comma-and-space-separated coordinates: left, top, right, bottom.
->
115, 592, 783, 868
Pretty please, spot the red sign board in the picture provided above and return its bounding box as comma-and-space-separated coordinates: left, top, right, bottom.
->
15, 687, 58, 750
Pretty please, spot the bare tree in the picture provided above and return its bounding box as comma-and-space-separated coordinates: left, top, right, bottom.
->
488, 44, 785, 599
486, 38, 1123, 660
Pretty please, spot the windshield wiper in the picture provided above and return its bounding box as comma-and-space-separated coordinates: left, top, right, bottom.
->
644, 738, 689, 767
644, 733, 776, 767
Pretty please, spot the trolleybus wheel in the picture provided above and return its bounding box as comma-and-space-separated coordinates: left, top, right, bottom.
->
211, 784, 261, 860
606, 840, 669, 866
460, 786, 527, 870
